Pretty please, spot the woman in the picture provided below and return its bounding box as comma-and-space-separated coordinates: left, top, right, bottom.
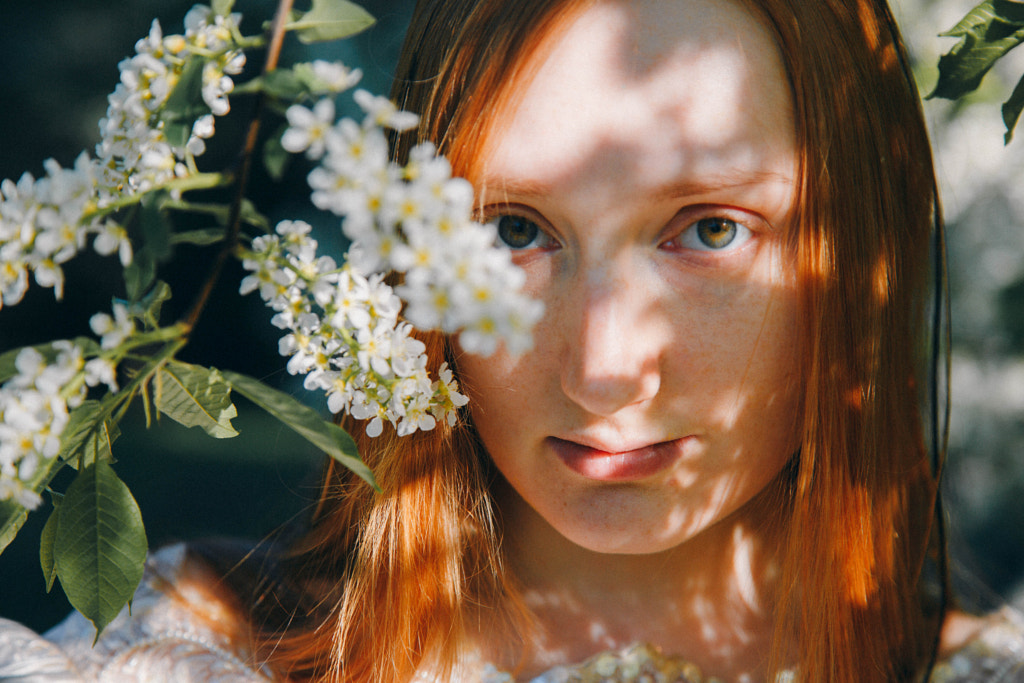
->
4, 0, 1024, 681
236, 0, 1018, 680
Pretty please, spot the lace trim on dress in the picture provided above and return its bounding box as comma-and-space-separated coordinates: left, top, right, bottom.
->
37, 543, 271, 682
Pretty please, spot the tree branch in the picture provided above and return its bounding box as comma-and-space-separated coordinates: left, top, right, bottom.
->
181, 0, 296, 331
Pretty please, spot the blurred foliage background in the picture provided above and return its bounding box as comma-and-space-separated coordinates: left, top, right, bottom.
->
3, 0, 1024, 633
0, 0, 418, 631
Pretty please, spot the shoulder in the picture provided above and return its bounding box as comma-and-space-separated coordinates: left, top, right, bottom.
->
1, 543, 272, 683
931, 607, 1024, 682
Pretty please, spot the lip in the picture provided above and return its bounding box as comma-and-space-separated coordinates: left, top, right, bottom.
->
547, 436, 688, 482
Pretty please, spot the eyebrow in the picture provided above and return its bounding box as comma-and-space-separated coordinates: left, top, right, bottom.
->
477, 169, 794, 202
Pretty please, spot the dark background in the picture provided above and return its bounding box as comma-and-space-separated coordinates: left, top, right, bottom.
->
0, 0, 417, 632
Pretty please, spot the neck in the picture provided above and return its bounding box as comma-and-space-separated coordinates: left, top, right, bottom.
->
484, 477, 791, 682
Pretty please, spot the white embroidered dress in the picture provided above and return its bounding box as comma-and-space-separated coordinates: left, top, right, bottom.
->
2, 544, 1023, 682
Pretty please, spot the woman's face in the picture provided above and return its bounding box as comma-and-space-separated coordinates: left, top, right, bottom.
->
457, 0, 802, 554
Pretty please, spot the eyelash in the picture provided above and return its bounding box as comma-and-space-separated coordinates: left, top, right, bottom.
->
482, 207, 560, 252
664, 214, 754, 253
482, 205, 760, 254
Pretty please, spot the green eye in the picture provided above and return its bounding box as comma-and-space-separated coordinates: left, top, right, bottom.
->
497, 215, 541, 249
695, 217, 738, 249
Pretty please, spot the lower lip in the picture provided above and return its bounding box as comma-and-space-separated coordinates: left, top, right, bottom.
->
548, 437, 687, 482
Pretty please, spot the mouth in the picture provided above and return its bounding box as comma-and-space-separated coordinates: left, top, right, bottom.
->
547, 436, 688, 482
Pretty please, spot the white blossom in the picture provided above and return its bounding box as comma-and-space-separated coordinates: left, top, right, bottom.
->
244, 92, 542, 438
282, 100, 336, 159
353, 89, 419, 132
90, 303, 136, 350
309, 60, 362, 93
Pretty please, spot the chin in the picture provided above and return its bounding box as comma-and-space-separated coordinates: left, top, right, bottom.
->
547, 503, 708, 556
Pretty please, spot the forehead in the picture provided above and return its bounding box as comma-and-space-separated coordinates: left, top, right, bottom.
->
481, 0, 795, 196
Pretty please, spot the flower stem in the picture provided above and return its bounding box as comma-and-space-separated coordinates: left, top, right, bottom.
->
84, 173, 231, 220
181, 0, 296, 331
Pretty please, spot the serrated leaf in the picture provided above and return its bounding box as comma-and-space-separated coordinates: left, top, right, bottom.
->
83, 419, 120, 469
55, 399, 119, 470
931, 0, 1024, 100
58, 401, 106, 469
289, 0, 376, 44
155, 361, 239, 438
0, 500, 29, 556
263, 125, 291, 181
54, 462, 147, 638
40, 501, 60, 592
222, 370, 377, 489
170, 228, 228, 246
159, 57, 211, 148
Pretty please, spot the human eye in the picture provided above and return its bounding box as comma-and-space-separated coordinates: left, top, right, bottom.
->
666, 214, 754, 253
492, 212, 558, 251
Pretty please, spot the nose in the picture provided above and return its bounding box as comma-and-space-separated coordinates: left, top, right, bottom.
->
559, 266, 662, 416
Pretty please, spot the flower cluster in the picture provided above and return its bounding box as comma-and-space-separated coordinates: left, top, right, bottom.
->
0, 337, 118, 509
283, 90, 543, 356
0, 4, 246, 312
241, 220, 469, 437
0, 154, 132, 309
240, 88, 542, 437
95, 5, 246, 199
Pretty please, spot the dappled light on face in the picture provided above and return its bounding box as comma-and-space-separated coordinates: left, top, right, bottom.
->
476, 0, 796, 216
507, 514, 778, 681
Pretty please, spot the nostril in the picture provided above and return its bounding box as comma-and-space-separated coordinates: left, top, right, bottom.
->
560, 360, 661, 417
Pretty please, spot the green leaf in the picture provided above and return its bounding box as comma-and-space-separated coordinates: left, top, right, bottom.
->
941, 0, 1024, 38
84, 419, 120, 469
54, 462, 147, 638
58, 401, 107, 470
263, 125, 291, 181
931, 0, 1024, 100
40, 495, 62, 592
0, 500, 29, 556
170, 228, 228, 246
159, 57, 211, 148
134, 280, 173, 329
155, 361, 239, 438
1003, 72, 1024, 141
212, 0, 235, 16
0, 347, 26, 385
55, 398, 120, 471
124, 248, 157, 302
222, 370, 378, 489
239, 199, 271, 231
289, 0, 376, 44
140, 192, 173, 262
262, 68, 308, 100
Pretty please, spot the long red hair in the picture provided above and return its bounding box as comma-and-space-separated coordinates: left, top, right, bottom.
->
245, 1, 945, 681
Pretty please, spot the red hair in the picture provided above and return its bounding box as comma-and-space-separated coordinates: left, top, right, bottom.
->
249, 1, 945, 681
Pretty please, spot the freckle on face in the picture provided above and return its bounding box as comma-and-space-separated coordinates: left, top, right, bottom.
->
457, 0, 802, 555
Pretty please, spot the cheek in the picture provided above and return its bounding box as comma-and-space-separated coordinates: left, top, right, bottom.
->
664, 255, 803, 435
454, 344, 536, 437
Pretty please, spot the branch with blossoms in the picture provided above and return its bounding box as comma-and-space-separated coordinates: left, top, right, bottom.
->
0, 0, 541, 637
